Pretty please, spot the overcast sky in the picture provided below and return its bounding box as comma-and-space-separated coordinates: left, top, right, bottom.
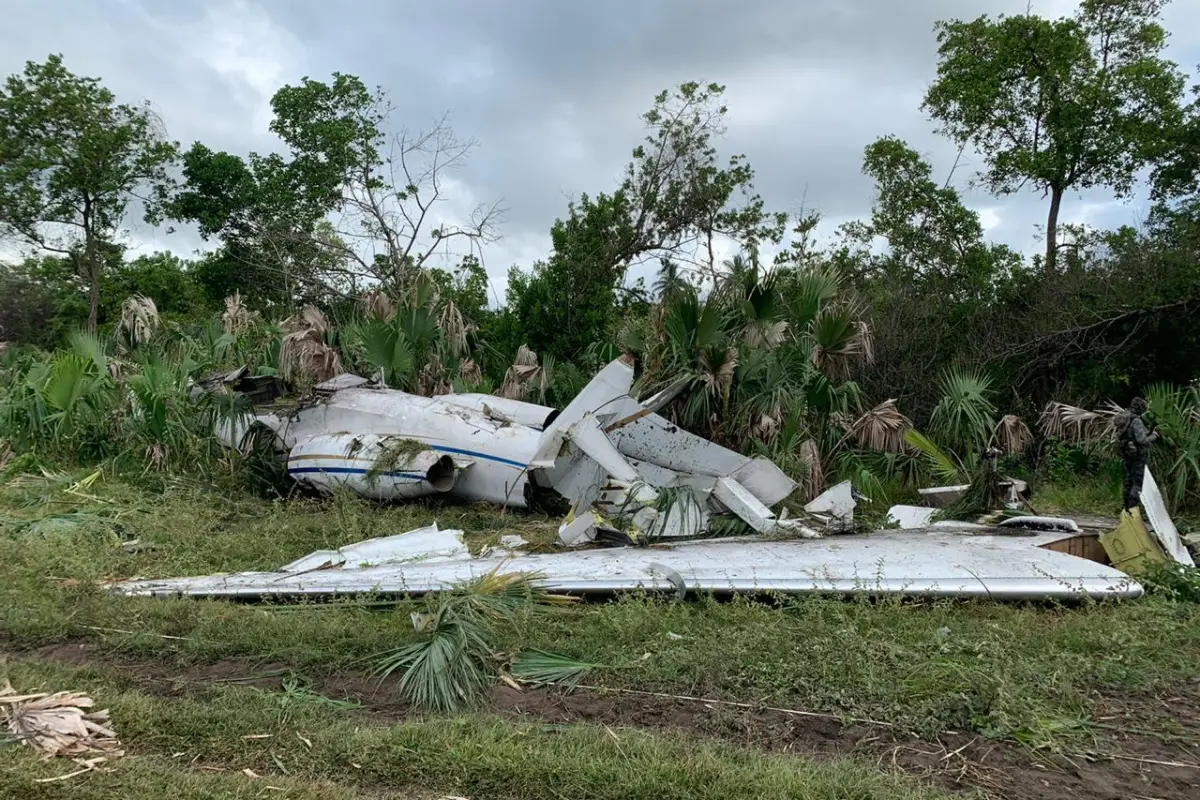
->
3, 0, 1198, 301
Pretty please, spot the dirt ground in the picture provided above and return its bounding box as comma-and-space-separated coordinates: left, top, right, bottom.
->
18, 641, 1200, 800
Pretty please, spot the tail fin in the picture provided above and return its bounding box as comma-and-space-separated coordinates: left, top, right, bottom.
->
532, 358, 637, 465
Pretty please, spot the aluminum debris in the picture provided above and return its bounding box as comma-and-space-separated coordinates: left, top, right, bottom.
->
1141, 468, 1195, 567
279, 524, 468, 572
108, 524, 1142, 602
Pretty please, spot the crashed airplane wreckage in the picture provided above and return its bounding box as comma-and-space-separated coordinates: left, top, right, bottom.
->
210, 357, 816, 543
108, 358, 1168, 604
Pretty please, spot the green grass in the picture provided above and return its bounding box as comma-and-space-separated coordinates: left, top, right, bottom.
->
1, 468, 1199, 795
0, 659, 946, 800
1031, 474, 1124, 517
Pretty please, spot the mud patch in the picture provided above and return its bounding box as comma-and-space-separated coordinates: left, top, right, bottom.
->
12, 641, 1200, 800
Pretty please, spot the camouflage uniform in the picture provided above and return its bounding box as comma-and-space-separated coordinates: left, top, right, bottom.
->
1119, 401, 1155, 512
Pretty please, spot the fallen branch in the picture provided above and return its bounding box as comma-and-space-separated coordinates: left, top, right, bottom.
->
1097, 753, 1200, 770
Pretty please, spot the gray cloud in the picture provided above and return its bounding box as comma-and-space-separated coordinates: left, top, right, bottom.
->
2, 0, 1198, 296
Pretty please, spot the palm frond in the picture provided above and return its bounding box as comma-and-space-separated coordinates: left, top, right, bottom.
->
994, 414, 1033, 454
359, 291, 396, 322
929, 368, 996, 453
800, 438, 823, 500
905, 428, 964, 484
1, 681, 124, 759
119, 295, 160, 348
848, 399, 912, 453
500, 345, 543, 401
1039, 402, 1105, 443
373, 621, 493, 714
510, 650, 606, 690
438, 299, 472, 357
222, 293, 257, 335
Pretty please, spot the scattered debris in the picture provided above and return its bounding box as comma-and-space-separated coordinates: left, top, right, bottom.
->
888, 505, 936, 529
803, 480, 856, 530
1139, 469, 1195, 566
0, 682, 123, 760
279, 524, 468, 572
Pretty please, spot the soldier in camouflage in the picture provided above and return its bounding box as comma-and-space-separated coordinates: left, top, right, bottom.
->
1118, 397, 1158, 512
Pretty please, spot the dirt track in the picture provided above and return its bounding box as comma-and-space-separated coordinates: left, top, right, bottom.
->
20, 641, 1200, 800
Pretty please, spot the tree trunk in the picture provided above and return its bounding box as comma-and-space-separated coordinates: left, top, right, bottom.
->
87, 264, 100, 334
1044, 185, 1063, 275
82, 196, 100, 333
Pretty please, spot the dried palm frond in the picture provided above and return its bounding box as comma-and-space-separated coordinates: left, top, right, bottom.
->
459, 359, 483, 385
995, 414, 1033, 454
119, 295, 159, 347
0, 682, 124, 760
744, 320, 790, 350
283, 306, 330, 337
1040, 402, 1105, 443
359, 291, 396, 322
848, 399, 912, 453
418, 360, 452, 397
439, 299, 473, 358
279, 308, 342, 385
1191, 406, 1200, 426
280, 333, 343, 385
500, 345, 544, 401
851, 320, 875, 364
750, 410, 783, 442
699, 347, 737, 398
222, 292, 256, 335
799, 438, 824, 500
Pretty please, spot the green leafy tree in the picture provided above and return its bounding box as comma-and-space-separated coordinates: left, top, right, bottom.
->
923, 0, 1186, 273
1154, 72, 1200, 203
841, 136, 1021, 300
510, 82, 787, 361
100, 251, 211, 321
169, 74, 499, 304
268, 75, 502, 287
0, 54, 179, 331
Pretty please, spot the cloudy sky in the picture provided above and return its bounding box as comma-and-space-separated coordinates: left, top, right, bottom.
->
3, 0, 1198, 301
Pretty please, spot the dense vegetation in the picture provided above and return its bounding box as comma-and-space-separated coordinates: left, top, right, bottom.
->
2, 1, 1199, 512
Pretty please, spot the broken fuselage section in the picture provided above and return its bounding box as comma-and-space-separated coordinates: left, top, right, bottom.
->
208, 359, 808, 543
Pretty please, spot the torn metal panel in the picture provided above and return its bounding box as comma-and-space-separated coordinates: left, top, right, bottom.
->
712, 477, 818, 537
997, 516, 1081, 534
313, 374, 371, 393
611, 412, 754, 477
436, 395, 558, 430
917, 485, 970, 508
804, 481, 855, 525
888, 505, 936, 529
108, 529, 1143, 602
1140, 468, 1195, 566
729, 458, 797, 508
281, 525, 469, 572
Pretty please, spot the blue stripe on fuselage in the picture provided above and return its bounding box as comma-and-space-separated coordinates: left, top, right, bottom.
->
288, 467, 427, 480
428, 444, 526, 470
